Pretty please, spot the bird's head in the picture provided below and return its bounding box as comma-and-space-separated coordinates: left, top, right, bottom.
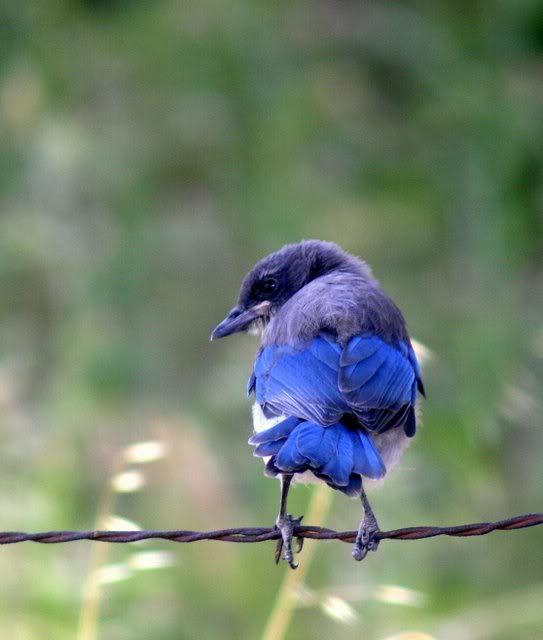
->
210, 240, 370, 340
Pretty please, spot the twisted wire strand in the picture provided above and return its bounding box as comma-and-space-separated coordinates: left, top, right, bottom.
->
0, 513, 540, 545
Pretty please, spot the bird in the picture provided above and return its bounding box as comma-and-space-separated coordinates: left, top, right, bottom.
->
210, 240, 424, 568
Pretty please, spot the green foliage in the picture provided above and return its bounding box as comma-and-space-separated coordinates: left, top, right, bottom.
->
0, 1, 542, 638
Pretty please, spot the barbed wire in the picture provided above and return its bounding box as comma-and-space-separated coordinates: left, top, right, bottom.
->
0, 513, 540, 546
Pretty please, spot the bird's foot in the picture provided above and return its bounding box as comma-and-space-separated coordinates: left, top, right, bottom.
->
352, 514, 380, 562
274, 514, 304, 569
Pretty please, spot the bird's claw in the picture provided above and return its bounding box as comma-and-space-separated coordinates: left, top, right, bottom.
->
274, 514, 303, 569
352, 518, 380, 562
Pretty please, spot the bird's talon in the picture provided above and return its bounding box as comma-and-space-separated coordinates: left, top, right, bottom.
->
275, 513, 303, 569
352, 544, 368, 562
274, 537, 283, 565
367, 537, 379, 553
352, 519, 380, 562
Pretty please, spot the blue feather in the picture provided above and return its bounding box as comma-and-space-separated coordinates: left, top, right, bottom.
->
339, 344, 389, 392
251, 418, 387, 491
275, 429, 308, 470
254, 344, 349, 425
357, 356, 413, 406
339, 336, 418, 434
404, 405, 416, 437
248, 415, 300, 445
249, 331, 422, 478
309, 333, 341, 370
295, 422, 339, 468
247, 371, 256, 397
319, 426, 353, 486
340, 334, 384, 366
253, 440, 286, 457
353, 430, 386, 478
407, 342, 425, 399
362, 404, 410, 433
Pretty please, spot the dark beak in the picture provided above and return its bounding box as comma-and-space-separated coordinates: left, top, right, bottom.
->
210, 302, 271, 340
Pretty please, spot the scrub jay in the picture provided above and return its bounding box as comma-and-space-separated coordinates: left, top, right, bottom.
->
211, 240, 424, 568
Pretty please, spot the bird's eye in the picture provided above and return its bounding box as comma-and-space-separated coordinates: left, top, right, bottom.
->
259, 277, 278, 296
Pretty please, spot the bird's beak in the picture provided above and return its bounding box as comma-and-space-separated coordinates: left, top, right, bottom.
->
210, 301, 271, 340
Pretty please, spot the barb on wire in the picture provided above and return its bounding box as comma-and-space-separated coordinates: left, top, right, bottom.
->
0, 513, 540, 546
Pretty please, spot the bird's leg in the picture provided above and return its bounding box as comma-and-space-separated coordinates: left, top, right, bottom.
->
352, 483, 380, 561
274, 473, 303, 569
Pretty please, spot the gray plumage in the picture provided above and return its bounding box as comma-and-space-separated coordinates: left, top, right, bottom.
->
236, 240, 409, 346
264, 268, 409, 346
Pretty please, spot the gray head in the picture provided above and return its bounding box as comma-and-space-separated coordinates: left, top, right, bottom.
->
211, 240, 373, 340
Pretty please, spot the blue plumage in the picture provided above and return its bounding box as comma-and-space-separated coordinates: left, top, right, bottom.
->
254, 337, 350, 425
318, 427, 353, 486
248, 332, 421, 494
252, 333, 420, 431
248, 415, 386, 496
248, 415, 301, 445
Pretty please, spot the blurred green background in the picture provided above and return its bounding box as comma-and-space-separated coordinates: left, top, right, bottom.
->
1, 1, 542, 639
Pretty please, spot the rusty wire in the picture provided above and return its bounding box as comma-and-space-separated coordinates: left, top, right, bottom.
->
0, 513, 540, 546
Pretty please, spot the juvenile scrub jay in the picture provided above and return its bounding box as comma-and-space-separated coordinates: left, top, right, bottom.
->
211, 240, 424, 568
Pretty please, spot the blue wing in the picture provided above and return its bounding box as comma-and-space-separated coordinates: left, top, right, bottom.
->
249, 332, 423, 491
339, 335, 420, 434
252, 333, 349, 425
252, 332, 422, 435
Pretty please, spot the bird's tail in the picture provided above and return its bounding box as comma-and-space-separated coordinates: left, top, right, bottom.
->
249, 417, 386, 496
